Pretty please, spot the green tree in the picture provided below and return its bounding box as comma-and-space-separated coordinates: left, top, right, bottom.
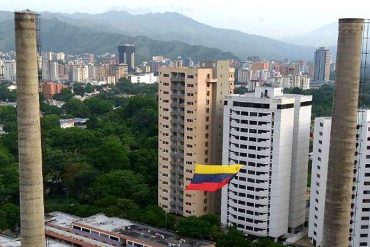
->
85, 96, 113, 115
73, 83, 86, 97
94, 170, 150, 205
53, 88, 74, 101
42, 114, 60, 130
216, 227, 250, 247
177, 215, 221, 240
62, 98, 90, 117
0, 203, 20, 231
92, 137, 129, 171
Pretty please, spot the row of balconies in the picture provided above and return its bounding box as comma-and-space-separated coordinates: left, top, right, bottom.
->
228, 200, 269, 214
227, 215, 268, 231
230, 113, 271, 122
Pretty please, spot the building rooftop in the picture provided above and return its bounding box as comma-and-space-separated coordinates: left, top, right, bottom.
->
0, 235, 71, 247
46, 212, 214, 247
76, 213, 133, 232
46, 211, 81, 228
230, 87, 312, 102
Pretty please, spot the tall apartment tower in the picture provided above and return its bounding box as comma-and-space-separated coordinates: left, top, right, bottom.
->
309, 110, 370, 247
158, 61, 234, 216
15, 11, 46, 247
313, 47, 331, 82
221, 87, 312, 238
118, 44, 135, 72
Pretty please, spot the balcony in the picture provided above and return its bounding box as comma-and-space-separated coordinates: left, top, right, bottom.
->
171, 76, 186, 83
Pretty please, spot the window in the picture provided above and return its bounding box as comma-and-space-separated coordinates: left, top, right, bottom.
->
73, 225, 81, 230
232, 102, 270, 109
109, 236, 119, 241
82, 228, 90, 233
277, 103, 294, 109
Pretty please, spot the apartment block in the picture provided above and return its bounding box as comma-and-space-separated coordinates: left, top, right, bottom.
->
221, 87, 312, 238
309, 110, 370, 247
313, 47, 331, 83
158, 61, 234, 217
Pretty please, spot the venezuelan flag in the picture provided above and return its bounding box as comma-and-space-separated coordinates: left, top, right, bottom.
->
186, 164, 242, 192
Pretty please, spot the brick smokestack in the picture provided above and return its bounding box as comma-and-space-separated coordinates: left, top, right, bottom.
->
322, 18, 364, 247
15, 11, 46, 247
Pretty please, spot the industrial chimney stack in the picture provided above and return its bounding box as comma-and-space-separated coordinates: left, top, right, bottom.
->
15, 11, 46, 247
322, 18, 364, 247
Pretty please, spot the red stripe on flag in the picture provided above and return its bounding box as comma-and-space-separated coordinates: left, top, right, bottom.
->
186, 178, 231, 192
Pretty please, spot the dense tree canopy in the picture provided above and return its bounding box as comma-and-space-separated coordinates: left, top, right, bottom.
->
0, 80, 334, 245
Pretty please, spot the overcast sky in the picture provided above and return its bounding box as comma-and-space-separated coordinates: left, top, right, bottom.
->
1, 0, 369, 38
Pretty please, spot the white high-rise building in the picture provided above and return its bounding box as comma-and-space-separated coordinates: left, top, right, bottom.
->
221, 87, 312, 238
72, 66, 89, 83
238, 68, 251, 83
309, 110, 370, 247
50, 61, 59, 81
3, 60, 16, 81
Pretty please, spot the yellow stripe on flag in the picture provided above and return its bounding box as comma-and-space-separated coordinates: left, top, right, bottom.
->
194, 164, 242, 174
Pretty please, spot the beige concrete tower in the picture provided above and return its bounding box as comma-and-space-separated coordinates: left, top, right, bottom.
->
158, 63, 234, 216
322, 18, 364, 247
15, 11, 46, 247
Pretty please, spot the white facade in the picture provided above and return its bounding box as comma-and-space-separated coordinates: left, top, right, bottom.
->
309, 110, 370, 247
238, 68, 251, 83
221, 87, 312, 238
72, 66, 89, 83
274, 75, 310, 90
3, 60, 16, 82
129, 73, 158, 84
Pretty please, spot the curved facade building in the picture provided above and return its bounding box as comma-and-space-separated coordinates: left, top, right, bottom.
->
221, 87, 311, 238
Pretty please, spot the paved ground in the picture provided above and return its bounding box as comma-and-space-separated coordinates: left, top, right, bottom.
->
291, 236, 314, 247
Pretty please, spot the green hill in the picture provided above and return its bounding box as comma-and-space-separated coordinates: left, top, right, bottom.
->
42, 10, 316, 60
0, 17, 238, 63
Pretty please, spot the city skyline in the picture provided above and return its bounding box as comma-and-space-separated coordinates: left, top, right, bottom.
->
1, 0, 369, 38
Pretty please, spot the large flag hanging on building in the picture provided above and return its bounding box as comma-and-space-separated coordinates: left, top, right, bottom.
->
186, 164, 242, 192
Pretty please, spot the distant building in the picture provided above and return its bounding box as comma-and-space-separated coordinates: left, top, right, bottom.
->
115, 63, 128, 82
59, 118, 89, 129
72, 66, 89, 83
45, 212, 215, 247
43, 82, 63, 99
104, 75, 116, 85
3, 60, 16, 81
118, 44, 135, 72
251, 61, 269, 71
313, 47, 331, 83
129, 73, 157, 84
308, 110, 370, 247
221, 87, 312, 238
81, 53, 95, 64
56, 52, 65, 61
238, 68, 251, 83
274, 74, 310, 90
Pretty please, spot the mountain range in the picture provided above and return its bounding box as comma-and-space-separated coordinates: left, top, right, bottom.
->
0, 10, 338, 61
0, 12, 237, 63
282, 23, 337, 47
